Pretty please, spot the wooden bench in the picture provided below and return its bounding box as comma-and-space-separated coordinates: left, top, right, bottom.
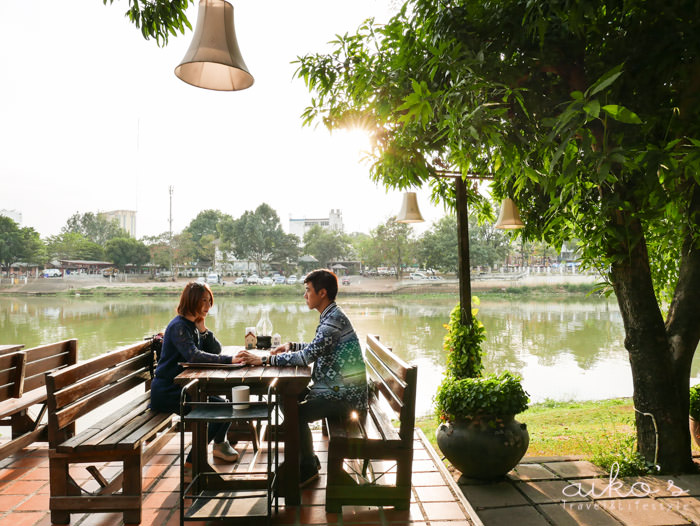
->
45, 340, 178, 525
0, 340, 77, 459
325, 334, 417, 512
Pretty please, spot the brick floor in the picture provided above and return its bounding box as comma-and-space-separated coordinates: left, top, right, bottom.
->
0, 429, 476, 526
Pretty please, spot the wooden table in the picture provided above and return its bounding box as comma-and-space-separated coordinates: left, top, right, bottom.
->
0, 344, 24, 355
174, 347, 311, 505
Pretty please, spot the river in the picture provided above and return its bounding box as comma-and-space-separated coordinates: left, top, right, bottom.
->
3, 294, 695, 417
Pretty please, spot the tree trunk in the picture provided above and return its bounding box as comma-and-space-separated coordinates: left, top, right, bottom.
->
611, 217, 695, 473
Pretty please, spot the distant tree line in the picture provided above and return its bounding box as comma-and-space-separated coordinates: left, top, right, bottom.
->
0, 204, 565, 276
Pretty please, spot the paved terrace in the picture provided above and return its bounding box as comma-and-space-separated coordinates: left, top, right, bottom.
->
4, 430, 700, 526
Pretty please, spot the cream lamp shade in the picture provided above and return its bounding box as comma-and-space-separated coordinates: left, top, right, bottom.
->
396, 192, 425, 223
174, 0, 254, 91
494, 198, 525, 229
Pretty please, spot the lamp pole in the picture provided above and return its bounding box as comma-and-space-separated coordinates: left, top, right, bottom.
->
454, 177, 472, 326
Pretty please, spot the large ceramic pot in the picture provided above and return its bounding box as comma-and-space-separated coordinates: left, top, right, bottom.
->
690, 417, 700, 448
437, 415, 529, 481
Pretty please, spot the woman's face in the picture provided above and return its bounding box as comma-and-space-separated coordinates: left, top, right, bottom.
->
197, 291, 213, 318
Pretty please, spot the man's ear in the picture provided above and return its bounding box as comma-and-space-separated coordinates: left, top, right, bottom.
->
318, 288, 328, 299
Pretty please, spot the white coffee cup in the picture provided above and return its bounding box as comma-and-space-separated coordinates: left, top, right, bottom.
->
232, 385, 250, 410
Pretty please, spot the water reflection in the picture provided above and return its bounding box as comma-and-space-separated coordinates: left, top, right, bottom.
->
3, 294, 694, 418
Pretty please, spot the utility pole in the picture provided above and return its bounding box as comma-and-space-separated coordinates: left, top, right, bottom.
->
169, 186, 174, 277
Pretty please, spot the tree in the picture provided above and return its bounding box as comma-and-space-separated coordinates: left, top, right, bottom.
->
296, 0, 700, 472
221, 204, 287, 276
0, 217, 44, 272
183, 210, 231, 266
372, 218, 415, 279
350, 232, 381, 271
142, 233, 172, 271
303, 225, 352, 268
104, 0, 193, 46
45, 233, 104, 262
62, 212, 128, 246
468, 216, 510, 269
105, 237, 150, 272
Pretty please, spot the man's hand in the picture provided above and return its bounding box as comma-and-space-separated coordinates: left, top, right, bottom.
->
233, 349, 264, 366
270, 343, 290, 355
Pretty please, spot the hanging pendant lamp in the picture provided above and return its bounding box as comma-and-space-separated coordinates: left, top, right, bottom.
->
174, 0, 254, 91
396, 192, 425, 223
494, 198, 525, 229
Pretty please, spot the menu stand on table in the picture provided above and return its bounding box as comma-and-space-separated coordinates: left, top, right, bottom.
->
179, 378, 279, 526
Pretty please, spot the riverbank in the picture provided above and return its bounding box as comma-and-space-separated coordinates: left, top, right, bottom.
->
0, 272, 600, 297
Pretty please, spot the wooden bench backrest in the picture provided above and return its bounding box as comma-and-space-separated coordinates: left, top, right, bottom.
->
0, 339, 77, 400
46, 340, 155, 447
364, 334, 417, 444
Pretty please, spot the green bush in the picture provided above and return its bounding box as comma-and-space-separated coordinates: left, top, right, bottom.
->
690, 384, 700, 420
443, 302, 484, 379
435, 371, 530, 422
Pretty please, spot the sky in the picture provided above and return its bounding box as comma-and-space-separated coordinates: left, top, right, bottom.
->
0, 0, 450, 240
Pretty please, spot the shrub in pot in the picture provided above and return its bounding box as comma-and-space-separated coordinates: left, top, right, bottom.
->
689, 384, 700, 447
435, 302, 530, 481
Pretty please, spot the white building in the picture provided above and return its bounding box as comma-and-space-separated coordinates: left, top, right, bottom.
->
289, 209, 344, 240
0, 209, 22, 225
100, 210, 136, 238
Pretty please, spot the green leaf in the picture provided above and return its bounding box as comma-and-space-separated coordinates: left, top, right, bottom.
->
602, 105, 642, 124
587, 65, 624, 97
583, 99, 600, 118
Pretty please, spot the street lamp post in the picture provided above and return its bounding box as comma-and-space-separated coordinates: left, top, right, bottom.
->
397, 172, 523, 326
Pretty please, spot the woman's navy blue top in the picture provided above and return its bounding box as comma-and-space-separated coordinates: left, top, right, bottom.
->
150, 315, 231, 414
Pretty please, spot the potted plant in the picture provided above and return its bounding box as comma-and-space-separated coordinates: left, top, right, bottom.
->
435, 302, 530, 481
689, 384, 700, 447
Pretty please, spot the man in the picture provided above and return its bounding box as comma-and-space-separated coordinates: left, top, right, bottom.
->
234, 268, 367, 486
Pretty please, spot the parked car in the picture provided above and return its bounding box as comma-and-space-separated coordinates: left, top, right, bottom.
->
233, 277, 245, 285
260, 276, 274, 286
409, 272, 427, 280
102, 267, 119, 277
341, 276, 351, 286
206, 273, 219, 285
43, 268, 62, 278
273, 275, 286, 284
246, 275, 260, 284
286, 275, 297, 285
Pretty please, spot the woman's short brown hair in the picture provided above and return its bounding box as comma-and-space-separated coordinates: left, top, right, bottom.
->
177, 282, 214, 318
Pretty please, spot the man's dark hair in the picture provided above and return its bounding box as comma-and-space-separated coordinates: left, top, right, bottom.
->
304, 268, 338, 302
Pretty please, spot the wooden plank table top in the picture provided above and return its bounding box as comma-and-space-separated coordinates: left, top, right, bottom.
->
0, 344, 24, 356
175, 346, 311, 505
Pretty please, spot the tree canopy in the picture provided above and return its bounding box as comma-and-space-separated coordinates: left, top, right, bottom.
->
62, 212, 128, 246
295, 0, 700, 472
303, 225, 352, 268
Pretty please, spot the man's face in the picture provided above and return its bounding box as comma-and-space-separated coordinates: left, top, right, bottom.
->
304, 281, 324, 311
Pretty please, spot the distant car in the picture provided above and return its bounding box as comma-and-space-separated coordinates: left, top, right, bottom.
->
233, 277, 245, 285
287, 275, 297, 285
43, 269, 62, 278
102, 267, 119, 277
206, 273, 219, 285
260, 276, 274, 286
273, 275, 286, 284
341, 276, 351, 285
409, 272, 427, 280
427, 275, 443, 281
246, 275, 260, 284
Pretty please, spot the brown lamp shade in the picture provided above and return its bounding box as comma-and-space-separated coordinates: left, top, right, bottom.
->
174, 0, 254, 91
396, 192, 425, 223
494, 198, 525, 229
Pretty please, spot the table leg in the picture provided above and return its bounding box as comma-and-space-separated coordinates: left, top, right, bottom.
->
281, 392, 301, 505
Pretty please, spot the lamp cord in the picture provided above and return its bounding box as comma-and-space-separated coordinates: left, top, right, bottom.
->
634, 407, 659, 470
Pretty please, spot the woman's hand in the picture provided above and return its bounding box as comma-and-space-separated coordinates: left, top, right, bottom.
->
194, 316, 207, 334
270, 343, 289, 355
233, 350, 263, 366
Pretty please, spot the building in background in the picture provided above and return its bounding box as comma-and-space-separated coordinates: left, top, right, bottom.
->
289, 209, 344, 240
100, 210, 136, 238
0, 209, 22, 225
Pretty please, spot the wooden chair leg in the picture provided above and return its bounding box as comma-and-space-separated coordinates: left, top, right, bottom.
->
49, 456, 71, 524
122, 453, 143, 524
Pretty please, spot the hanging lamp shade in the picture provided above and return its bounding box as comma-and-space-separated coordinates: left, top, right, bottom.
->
174, 0, 254, 91
494, 198, 525, 229
396, 192, 425, 223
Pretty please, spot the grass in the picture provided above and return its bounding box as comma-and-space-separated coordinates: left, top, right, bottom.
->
416, 397, 667, 474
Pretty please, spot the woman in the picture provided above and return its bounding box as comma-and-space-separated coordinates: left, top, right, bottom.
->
150, 281, 239, 462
